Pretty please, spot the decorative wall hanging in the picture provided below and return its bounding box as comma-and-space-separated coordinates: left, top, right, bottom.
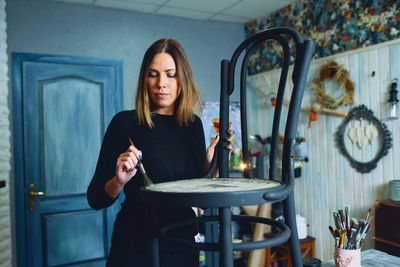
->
348, 120, 379, 149
247, 74, 348, 129
312, 61, 355, 109
335, 105, 392, 174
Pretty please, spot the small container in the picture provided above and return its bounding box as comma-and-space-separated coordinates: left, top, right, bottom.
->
232, 238, 243, 259
334, 247, 361, 267
242, 234, 253, 243
231, 220, 240, 239
303, 257, 321, 267
241, 234, 253, 258
296, 214, 307, 239
389, 180, 400, 201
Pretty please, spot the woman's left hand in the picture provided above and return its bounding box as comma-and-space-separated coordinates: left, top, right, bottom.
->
205, 123, 233, 177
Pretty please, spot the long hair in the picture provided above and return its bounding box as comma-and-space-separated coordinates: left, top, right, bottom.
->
135, 39, 200, 128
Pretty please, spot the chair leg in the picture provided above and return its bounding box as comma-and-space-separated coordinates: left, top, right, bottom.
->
311, 241, 315, 258
265, 247, 271, 267
283, 192, 302, 267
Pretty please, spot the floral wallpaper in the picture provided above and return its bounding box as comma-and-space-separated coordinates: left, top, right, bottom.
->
245, 0, 400, 75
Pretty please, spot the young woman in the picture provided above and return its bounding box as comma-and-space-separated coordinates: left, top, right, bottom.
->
87, 39, 221, 266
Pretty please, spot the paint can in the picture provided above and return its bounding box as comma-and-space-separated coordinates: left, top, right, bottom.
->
389, 180, 400, 201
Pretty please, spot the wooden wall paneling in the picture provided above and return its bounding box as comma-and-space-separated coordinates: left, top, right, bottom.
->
378, 46, 393, 200
365, 49, 378, 249
347, 52, 363, 227
330, 56, 346, 260
296, 104, 308, 218
294, 66, 306, 214
246, 39, 400, 261
296, 65, 307, 218
389, 43, 400, 180
315, 60, 329, 258
321, 112, 330, 260
302, 64, 317, 244
335, 56, 348, 215
368, 47, 385, 250
359, 51, 372, 218
324, 116, 334, 261
341, 55, 354, 208
354, 51, 367, 219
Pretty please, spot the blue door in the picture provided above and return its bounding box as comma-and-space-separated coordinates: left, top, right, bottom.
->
12, 53, 123, 266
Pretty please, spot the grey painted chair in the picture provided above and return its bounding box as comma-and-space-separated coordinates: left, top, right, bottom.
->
141, 27, 315, 267
214, 27, 315, 267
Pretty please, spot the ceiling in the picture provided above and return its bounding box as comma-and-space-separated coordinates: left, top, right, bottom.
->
50, 0, 296, 24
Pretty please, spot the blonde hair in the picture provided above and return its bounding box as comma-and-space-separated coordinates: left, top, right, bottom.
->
135, 39, 201, 128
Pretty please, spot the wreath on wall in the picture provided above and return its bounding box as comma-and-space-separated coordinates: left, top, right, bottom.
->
312, 61, 355, 109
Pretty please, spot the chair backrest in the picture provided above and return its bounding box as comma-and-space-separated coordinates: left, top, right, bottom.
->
216, 27, 315, 198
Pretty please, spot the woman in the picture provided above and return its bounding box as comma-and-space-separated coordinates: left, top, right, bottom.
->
87, 39, 221, 266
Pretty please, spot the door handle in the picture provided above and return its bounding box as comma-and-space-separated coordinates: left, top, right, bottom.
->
28, 184, 45, 211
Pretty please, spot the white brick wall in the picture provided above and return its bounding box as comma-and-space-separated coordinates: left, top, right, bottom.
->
0, 0, 11, 266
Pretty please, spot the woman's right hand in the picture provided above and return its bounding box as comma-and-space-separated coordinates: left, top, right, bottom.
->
105, 144, 143, 199
115, 145, 142, 186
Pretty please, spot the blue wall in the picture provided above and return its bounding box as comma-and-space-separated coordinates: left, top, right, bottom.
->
6, 0, 245, 106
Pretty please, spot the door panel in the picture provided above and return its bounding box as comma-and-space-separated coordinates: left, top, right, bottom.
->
13, 53, 122, 267
41, 77, 103, 196
43, 210, 106, 266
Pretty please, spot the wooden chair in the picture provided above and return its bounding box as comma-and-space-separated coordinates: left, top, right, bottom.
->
264, 235, 315, 267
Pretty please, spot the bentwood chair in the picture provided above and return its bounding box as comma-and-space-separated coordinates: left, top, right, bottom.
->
215, 27, 314, 267
141, 27, 315, 267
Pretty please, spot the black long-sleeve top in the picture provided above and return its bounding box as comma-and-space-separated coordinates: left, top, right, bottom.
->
87, 110, 206, 252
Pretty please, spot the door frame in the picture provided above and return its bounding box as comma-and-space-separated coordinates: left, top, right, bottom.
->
12, 52, 123, 266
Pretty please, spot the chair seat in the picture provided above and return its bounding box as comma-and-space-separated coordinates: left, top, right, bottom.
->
147, 178, 280, 193
142, 178, 281, 208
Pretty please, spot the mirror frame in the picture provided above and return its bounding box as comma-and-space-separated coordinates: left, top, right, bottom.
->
335, 105, 392, 173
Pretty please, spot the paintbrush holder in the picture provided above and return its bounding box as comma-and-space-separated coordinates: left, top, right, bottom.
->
334, 247, 360, 267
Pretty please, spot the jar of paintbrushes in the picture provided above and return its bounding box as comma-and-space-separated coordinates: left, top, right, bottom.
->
329, 205, 373, 267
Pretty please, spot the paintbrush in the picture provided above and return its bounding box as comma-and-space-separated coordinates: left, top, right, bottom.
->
333, 211, 340, 230
129, 138, 154, 186
350, 217, 359, 229
365, 208, 371, 221
345, 205, 350, 230
339, 229, 347, 249
338, 210, 346, 230
328, 226, 337, 238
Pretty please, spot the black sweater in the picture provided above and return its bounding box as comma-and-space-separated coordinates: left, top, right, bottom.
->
87, 110, 206, 252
